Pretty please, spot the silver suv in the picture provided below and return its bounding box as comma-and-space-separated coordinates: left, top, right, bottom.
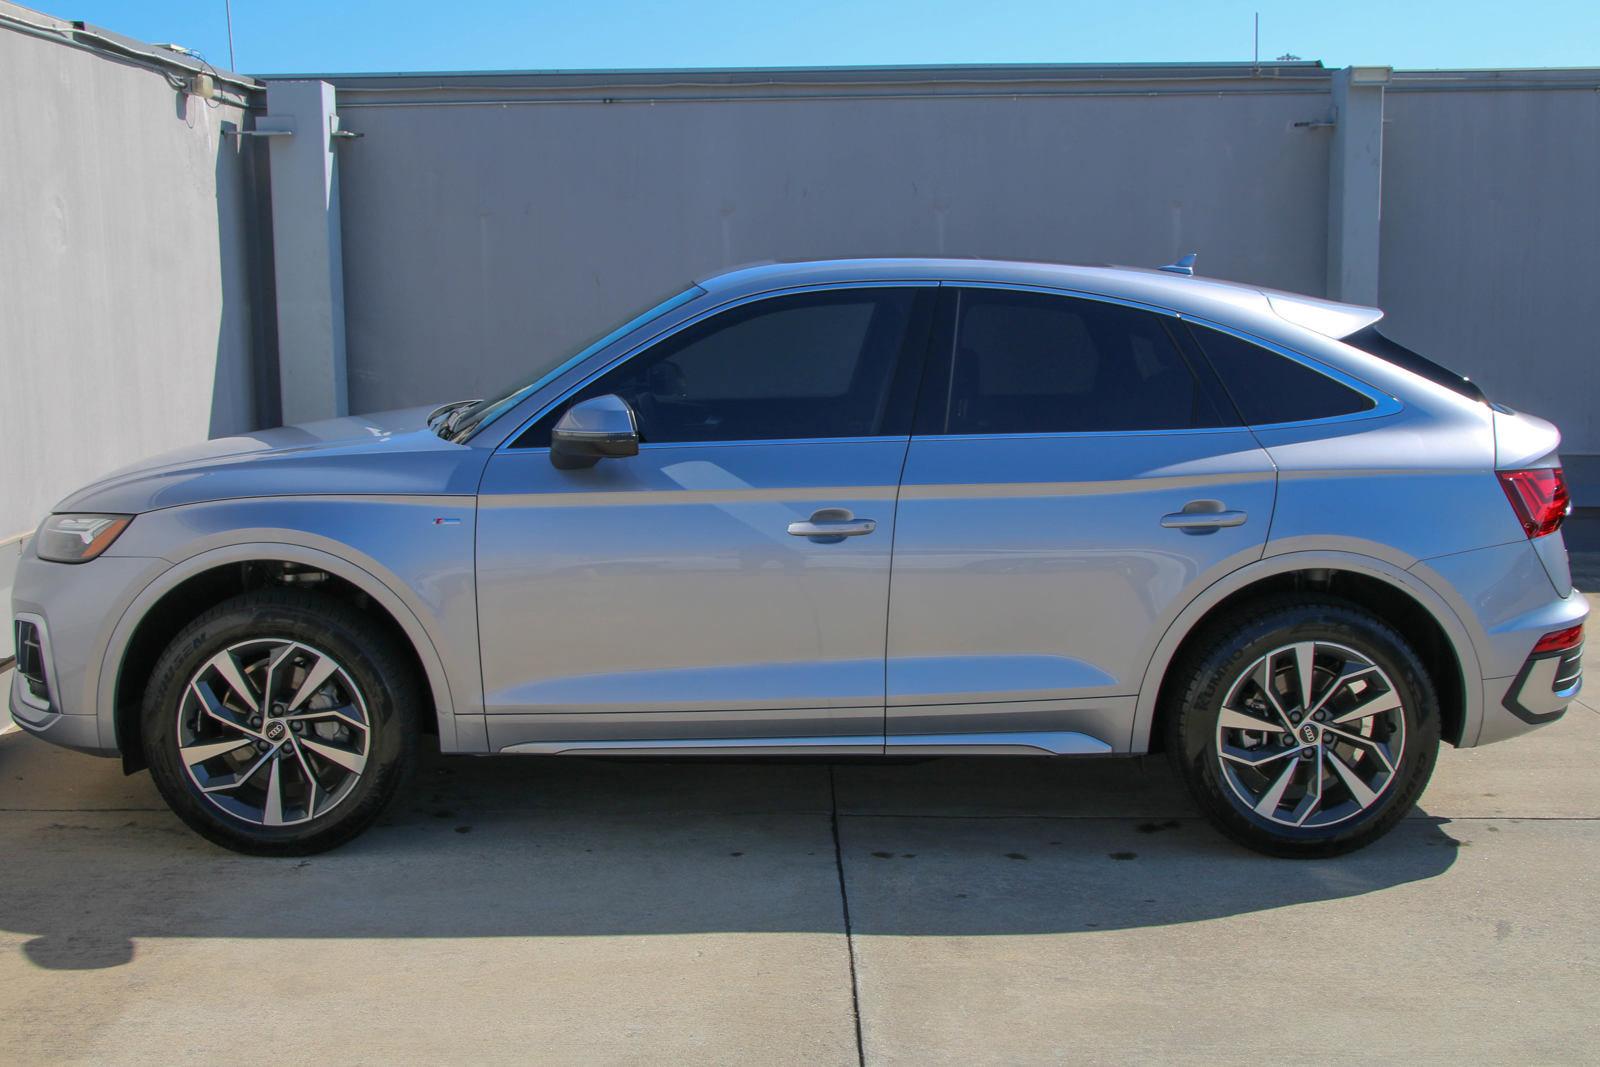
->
10, 259, 1586, 856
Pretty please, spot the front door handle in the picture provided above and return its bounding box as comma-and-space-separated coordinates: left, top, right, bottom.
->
788, 507, 877, 543
1161, 500, 1248, 533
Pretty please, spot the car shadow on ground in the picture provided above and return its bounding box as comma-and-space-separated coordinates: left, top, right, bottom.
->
0, 736, 1461, 970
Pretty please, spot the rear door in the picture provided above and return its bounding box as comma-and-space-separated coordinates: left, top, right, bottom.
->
476, 285, 935, 753
884, 286, 1277, 753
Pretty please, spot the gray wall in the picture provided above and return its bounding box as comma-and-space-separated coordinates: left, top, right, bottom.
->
0, 10, 265, 545
323, 64, 1600, 492
332, 69, 1335, 414
1378, 79, 1600, 477
4, 11, 1597, 600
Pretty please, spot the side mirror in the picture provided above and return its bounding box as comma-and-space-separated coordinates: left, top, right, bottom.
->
550, 394, 640, 470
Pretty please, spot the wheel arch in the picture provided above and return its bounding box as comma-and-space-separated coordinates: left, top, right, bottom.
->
1132, 551, 1482, 755
100, 542, 463, 771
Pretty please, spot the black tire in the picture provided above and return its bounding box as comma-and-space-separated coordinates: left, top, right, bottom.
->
1165, 595, 1440, 858
142, 590, 420, 855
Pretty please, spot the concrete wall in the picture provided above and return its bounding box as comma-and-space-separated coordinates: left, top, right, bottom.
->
1378, 75, 1600, 485
0, 7, 270, 657
5, 11, 1598, 611
330, 67, 1335, 413
322, 64, 1599, 494
0, 13, 265, 544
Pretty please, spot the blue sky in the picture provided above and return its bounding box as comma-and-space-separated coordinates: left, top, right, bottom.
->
46, 1, 1600, 75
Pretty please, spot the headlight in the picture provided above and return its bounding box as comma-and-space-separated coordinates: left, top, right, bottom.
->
35, 514, 133, 563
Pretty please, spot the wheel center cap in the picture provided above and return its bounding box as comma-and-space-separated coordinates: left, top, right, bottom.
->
1299, 722, 1320, 745
264, 720, 288, 742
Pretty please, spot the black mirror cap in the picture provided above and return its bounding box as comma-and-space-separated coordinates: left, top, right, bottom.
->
550, 431, 639, 469
549, 394, 640, 469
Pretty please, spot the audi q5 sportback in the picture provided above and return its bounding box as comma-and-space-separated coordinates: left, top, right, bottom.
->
11, 258, 1586, 856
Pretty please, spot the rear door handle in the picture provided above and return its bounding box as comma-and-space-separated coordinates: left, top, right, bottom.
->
788, 507, 877, 543
1161, 500, 1248, 532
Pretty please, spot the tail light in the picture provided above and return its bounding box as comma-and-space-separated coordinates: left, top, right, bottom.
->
1498, 467, 1570, 539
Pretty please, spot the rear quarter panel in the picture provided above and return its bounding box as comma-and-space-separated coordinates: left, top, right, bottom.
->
1243, 329, 1519, 565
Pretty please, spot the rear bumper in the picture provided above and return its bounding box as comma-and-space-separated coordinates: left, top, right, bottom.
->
1480, 633, 1584, 745
1476, 594, 1588, 746
1412, 540, 1588, 747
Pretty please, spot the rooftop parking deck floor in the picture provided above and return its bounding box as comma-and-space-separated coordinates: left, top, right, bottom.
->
1, 600, 1596, 1063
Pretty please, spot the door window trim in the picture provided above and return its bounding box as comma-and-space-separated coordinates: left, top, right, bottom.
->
1180, 315, 1404, 429
497, 281, 940, 453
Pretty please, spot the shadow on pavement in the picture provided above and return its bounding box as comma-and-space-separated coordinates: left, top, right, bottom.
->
0, 735, 1460, 970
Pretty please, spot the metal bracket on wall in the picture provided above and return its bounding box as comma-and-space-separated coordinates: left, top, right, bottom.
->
223, 117, 293, 142
330, 115, 363, 141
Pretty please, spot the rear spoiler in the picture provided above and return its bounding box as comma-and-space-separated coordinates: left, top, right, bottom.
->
1263, 291, 1384, 340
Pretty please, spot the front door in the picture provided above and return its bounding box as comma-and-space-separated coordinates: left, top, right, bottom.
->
476, 285, 934, 753
885, 286, 1277, 753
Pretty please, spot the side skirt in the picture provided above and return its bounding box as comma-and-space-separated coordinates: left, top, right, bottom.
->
498, 730, 1113, 757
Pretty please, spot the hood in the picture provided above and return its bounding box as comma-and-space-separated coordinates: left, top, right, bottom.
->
57, 405, 488, 515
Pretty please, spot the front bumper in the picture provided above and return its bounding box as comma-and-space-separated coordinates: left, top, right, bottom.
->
10, 548, 169, 757
9, 676, 110, 753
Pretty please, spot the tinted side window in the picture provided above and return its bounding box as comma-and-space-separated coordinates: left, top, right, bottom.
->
936, 289, 1226, 435
1187, 324, 1377, 425
517, 288, 924, 446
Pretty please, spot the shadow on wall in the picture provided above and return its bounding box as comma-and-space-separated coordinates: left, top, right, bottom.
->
0, 739, 1459, 970
206, 97, 279, 439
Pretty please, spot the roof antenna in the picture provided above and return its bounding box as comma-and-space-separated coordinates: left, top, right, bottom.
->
1159, 252, 1198, 276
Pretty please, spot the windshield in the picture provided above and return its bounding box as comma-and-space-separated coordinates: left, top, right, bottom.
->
442, 284, 705, 441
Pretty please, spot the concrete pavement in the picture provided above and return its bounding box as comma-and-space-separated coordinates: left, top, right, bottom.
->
1, 614, 1597, 1064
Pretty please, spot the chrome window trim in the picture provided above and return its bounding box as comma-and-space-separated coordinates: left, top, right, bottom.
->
495, 280, 939, 453
908, 426, 1255, 443
941, 278, 1182, 318
1179, 314, 1405, 429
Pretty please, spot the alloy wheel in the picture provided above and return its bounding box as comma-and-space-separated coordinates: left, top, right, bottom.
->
176, 638, 371, 827
1215, 641, 1406, 829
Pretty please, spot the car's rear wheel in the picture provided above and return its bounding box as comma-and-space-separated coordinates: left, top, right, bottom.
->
1165, 596, 1441, 857
142, 590, 419, 855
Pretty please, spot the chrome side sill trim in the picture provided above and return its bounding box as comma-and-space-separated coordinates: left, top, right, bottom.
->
498, 730, 1115, 757
886, 731, 1113, 755
499, 735, 882, 755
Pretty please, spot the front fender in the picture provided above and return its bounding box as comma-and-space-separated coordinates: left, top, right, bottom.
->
99, 499, 486, 754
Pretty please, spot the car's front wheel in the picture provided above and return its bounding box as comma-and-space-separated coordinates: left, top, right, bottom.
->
142, 590, 419, 855
1165, 596, 1441, 857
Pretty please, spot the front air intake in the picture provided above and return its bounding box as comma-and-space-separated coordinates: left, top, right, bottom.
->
14, 620, 50, 706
